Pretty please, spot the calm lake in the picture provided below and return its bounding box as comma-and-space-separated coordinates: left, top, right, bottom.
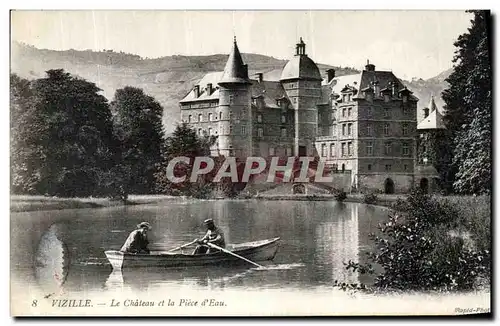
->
12, 199, 389, 295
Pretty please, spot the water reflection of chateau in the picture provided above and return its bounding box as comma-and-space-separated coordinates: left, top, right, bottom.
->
314, 205, 359, 284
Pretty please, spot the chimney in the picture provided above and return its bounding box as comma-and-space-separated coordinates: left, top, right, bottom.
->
194, 85, 200, 98
365, 59, 376, 72
373, 81, 380, 96
424, 108, 430, 118
392, 81, 399, 97
256, 73, 263, 83
326, 69, 335, 83
206, 83, 212, 96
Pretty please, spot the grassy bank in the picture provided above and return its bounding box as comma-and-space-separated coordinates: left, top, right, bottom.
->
10, 194, 181, 212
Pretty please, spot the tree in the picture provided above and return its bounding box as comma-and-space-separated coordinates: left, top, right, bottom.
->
155, 122, 217, 197
442, 11, 492, 194
11, 69, 116, 197
110, 87, 165, 195
10, 74, 39, 193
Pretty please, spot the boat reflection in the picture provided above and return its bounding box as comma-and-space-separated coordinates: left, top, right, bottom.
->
104, 264, 267, 292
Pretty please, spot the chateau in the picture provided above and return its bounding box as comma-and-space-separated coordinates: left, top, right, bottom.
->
179, 38, 443, 194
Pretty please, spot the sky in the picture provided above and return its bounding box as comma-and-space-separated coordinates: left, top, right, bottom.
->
11, 10, 473, 80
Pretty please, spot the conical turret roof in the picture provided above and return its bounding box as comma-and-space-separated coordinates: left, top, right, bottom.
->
218, 37, 250, 85
428, 95, 438, 112
417, 96, 446, 130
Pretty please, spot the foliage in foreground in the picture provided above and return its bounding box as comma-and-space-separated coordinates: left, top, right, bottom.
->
335, 189, 491, 293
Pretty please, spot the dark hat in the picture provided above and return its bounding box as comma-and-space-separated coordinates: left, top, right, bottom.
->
137, 222, 152, 230
203, 218, 214, 225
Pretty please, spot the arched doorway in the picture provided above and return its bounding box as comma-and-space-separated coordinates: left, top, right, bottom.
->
420, 178, 429, 194
384, 178, 395, 194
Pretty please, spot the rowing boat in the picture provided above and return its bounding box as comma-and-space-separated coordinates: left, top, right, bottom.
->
104, 237, 280, 270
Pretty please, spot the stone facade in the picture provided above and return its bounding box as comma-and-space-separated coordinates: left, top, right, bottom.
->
178, 38, 442, 194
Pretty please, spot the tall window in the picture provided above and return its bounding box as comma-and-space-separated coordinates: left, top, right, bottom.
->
321, 144, 327, 157
257, 128, 263, 137
402, 143, 409, 156
366, 142, 373, 156
384, 123, 390, 136
367, 123, 373, 136
198, 128, 202, 136
281, 114, 286, 123
341, 143, 346, 157
368, 164, 372, 171
198, 114, 203, 122
342, 108, 346, 117
208, 128, 213, 136
348, 123, 352, 136
402, 106, 408, 115
229, 125, 233, 134
229, 95, 234, 104
348, 142, 353, 156
348, 107, 352, 117
257, 114, 262, 123
208, 113, 213, 121
330, 144, 335, 157
332, 124, 337, 136
342, 124, 346, 136
228, 110, 232, 120
404, 164, 408, 171
385, 142, 392, 155
367, 107, 373, 116
188, 115, 192, 123
269, 147, 275, 156
281, 128, 287, 137
219, 112, 222, 120
241, 125, 247, 135
286, 147, 292, 156
384, 108, 390, 118
332, 109, 337, 121
402, 123, 409, 136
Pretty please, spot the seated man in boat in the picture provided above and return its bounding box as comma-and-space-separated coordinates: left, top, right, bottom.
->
193, 219, 226, 255
120, 222, 151, 254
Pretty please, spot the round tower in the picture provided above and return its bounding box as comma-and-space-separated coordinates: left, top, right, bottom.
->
217, 37, 252, 158
280, 37, 322, 156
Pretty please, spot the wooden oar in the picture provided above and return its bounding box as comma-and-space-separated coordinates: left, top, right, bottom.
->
167, 239, 198, 252
206, 242, 263, 268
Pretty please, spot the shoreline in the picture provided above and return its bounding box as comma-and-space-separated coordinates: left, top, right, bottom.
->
10, 193, 489, 213
10, 193, 401, 213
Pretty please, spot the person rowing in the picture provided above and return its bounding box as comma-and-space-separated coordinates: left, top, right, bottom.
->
120, 222, 151, 254
192, 219, 226, 255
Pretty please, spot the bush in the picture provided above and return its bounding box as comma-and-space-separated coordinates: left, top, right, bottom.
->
337, 189, 491, 292
333, 190, 347, 202
363, 193, 378, 205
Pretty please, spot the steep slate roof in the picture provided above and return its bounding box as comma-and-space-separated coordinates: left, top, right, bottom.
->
326, 70, 418, 101
218, 38, 250, 85
250, 80, 288, 109
180, 71, 288, 108
179, 71, 222, 103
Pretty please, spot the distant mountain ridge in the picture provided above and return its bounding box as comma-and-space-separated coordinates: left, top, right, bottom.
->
11, 42, 450, 133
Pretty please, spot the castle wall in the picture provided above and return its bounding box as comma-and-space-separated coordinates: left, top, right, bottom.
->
357, 173, 414, 194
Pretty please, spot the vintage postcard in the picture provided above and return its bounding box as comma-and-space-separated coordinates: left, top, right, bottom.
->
9, 10, 491, 317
